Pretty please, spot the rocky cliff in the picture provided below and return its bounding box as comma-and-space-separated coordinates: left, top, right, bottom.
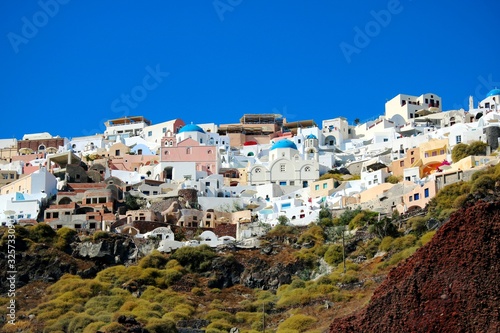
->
329, 200, 500, 333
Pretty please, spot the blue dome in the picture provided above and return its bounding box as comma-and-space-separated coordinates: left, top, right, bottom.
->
486, 89, 500, 97
178, 124, 205, 134
270, 139, 298, 151
306, 134, 317, 139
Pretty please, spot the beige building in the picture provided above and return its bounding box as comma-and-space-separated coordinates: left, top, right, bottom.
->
0, 167, 57, 198
390, 147, 420, 178
310, 178, 337, 198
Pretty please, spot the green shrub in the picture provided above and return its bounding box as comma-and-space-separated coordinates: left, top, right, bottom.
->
99, 322, 127, 333
145, 318, 178, 333
451, 143, 469, 163
391, 234, 417, 251
438, 208, 456, 221
170, 245, 216, 272
452, 194, 469, 209
276, 288, 313, 308
68, 313, 95, 333
93, 231, 110, 241
277, 314, 317, 333
298, 225, 325, 244
289, 278, 306, 290
470, 174, 495, 195
139, 250, 168, 269
54, 227, 78, 252
386, 175, 401, 184
206, 319, 233, 333
83, 321, 107, 333
420, 230, 436, 246
408, 216, 428, 236
379, 236, 393, 252
324, 244, 343, 265
28, 223, 56, 243
205, 310, 235, 324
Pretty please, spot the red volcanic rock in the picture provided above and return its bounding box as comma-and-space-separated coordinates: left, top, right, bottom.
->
330, 201, 500, 333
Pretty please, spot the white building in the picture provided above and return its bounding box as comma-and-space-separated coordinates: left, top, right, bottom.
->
0, 192, 46, 225
321, 117, 350, 149
141, 119, 185, 145
69, 134, 106, 155
248, 139, 319, 188
385, 93, 442, 126
104, 116, 152, 140
477, 88, 500, 112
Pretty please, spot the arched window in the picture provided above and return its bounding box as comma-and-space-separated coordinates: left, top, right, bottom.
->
207, 150, 212, 154
164, 150, 169, 155
305, 166, 311, 172
187, 148, 191, 154
255, 168, 261, 173
38, 144, 46, 151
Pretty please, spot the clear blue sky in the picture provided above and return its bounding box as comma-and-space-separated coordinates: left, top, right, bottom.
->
2, 0, 500, 140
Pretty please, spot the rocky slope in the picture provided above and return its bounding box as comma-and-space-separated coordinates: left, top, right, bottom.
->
329, 200, 500, 333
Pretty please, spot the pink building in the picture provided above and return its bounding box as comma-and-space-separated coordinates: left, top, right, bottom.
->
157, 125, 218, 181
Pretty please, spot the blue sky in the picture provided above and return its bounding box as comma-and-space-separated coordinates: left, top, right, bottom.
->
1, 0, 500, 140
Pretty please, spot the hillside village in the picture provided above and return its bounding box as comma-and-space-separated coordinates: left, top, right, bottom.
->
1, 89, 500, 250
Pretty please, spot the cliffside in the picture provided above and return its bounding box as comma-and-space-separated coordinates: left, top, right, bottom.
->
329, 200, 500, 333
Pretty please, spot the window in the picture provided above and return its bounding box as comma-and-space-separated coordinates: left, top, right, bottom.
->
255, 168, 261, 173
456, 135, 462, 143
424, 188, 429, 198
432, 151, 437, 156
10, 174, 15, 179
383, 138, 388, 142
164, 150, 169, 155
75, 224, 82, 229
440, 149, 444, 155
207, 150, 212, 154
162, 127, 167, 133
323, 183, 328, 189
298, 139, 301, 143
305, 166, 311, 172
410, 113, 414, 119
279, 181, 286, 186
409, 196, 413, 202
315, 185, 320, 190
148, 131, 152, 137
414, 193, 420, 200
186, 148, 191, 154
400, 161, 404, 167
411, 157, 415, 164
115, 149, 120, 156
280, 164, 286, 172
289, 181, 294, 186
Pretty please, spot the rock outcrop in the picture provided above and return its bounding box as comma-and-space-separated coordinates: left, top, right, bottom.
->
72, 234, 138, 265
329, 200, 500, 333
